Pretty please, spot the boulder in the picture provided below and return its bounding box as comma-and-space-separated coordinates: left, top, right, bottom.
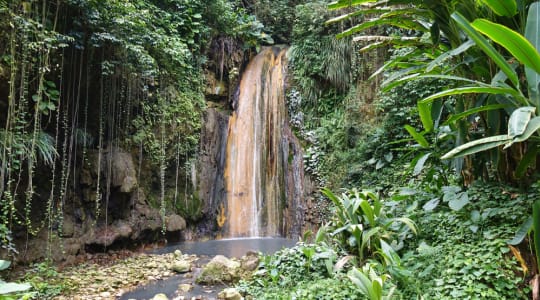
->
174, 250, 182, 258
86, 220, 133, 247
62, 215, 76, 238
165, 214, 186, 232
178, 283, 193, 292
240, 251, 260, 272
218, 288, 242, 300
109, 148, 137, 193
196, 255, 241, 284
170, 260, 191, 273
150, 293, 169, 300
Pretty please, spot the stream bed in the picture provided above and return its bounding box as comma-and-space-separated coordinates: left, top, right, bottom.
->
119, 237, 296, 300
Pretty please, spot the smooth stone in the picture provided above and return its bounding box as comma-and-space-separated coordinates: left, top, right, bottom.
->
178, 283, 193, 292
151, 293, 169, 300
218, 287, 242, 300
171, 260, 191, 273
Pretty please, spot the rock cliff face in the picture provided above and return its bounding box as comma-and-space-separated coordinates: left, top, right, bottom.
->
193, 108, 229, 237
14, 146, 187, 263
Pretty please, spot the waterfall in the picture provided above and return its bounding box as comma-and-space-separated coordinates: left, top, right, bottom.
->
224, 47, 288, 237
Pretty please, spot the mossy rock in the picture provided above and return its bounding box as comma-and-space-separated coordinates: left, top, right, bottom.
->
196, 255, 241, 284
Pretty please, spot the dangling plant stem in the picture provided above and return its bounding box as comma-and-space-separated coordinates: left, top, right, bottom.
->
174, 134, 180, 210
160, 93, 167, 232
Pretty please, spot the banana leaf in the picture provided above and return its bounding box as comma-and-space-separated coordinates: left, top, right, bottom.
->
472, 18, 540, 74
441, 135, 511, 159
525, 2, 540, 111
479, 0, 517, 17
451, 12, 519, 88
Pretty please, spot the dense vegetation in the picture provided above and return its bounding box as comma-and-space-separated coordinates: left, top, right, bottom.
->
2, 0, 540, 299
238, 0, 540, 299
0, 0, 273, 250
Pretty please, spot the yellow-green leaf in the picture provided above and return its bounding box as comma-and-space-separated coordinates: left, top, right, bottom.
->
479, 0, 517, 17
472, 18, 540, 75
452, 12, 519, 88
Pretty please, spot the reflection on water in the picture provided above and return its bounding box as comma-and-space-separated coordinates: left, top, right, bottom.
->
120, 238, 296, 300
151, 237, 296, 257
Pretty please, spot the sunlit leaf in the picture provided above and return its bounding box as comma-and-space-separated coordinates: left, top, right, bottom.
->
479, 0, 517, 17
413, 152, 431, 176
441, 135, 511, 159
423, 198, 440, 212
472, 19, 540, 74
507, 107, 535, 138
526, 2, 540, 110
451, 12, 519, 88
404, 125, 429, 148
328, 0, 378, 10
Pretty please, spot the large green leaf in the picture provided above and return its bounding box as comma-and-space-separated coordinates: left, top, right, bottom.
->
479, 0, 517, 17
404, 125, 429, 148
448, 192, 469, 211
525, 2, 540, 111
413, 152, 432, 176
326, 8, 389, 25
336, 17, 425, 39
0, 260, 10, 271
348, 268, 378, 299
328, 0, 378, 10
419, 86, 524, 106
441, 135, 511, 159
511, 116, 540, 143
426, 40, 475, 72
472, 19, 540, 75
507, 107, 535, 138
394, 217, 417, 234
418, 102, 433, 133
451, 12, 519, 88
359, 200, 375, 225
0, 282, 32, 295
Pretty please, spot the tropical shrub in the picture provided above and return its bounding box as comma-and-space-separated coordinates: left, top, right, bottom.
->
321, 188, 416, 262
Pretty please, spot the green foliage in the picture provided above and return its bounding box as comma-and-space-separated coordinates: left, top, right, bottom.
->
205, 1, 273, 48
248, 0, 303, 43
348, 263, 394, 300
0, 130, 57, 169
289, 1, 354, 105
236, 242, 361, 299
0, 224, 16, 255
322, 188, 416, 262
131, 86, 203, 166
325, 0, 540, 183
240, 274, 361, 300
400, 181, 535, 299
22, 260, 65, 299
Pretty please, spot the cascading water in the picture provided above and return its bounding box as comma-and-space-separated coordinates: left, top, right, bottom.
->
224, 47, 288, 237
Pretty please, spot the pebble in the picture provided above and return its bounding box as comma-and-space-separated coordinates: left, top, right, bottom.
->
50, 252, 198, 299
100, 292, 111, 297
